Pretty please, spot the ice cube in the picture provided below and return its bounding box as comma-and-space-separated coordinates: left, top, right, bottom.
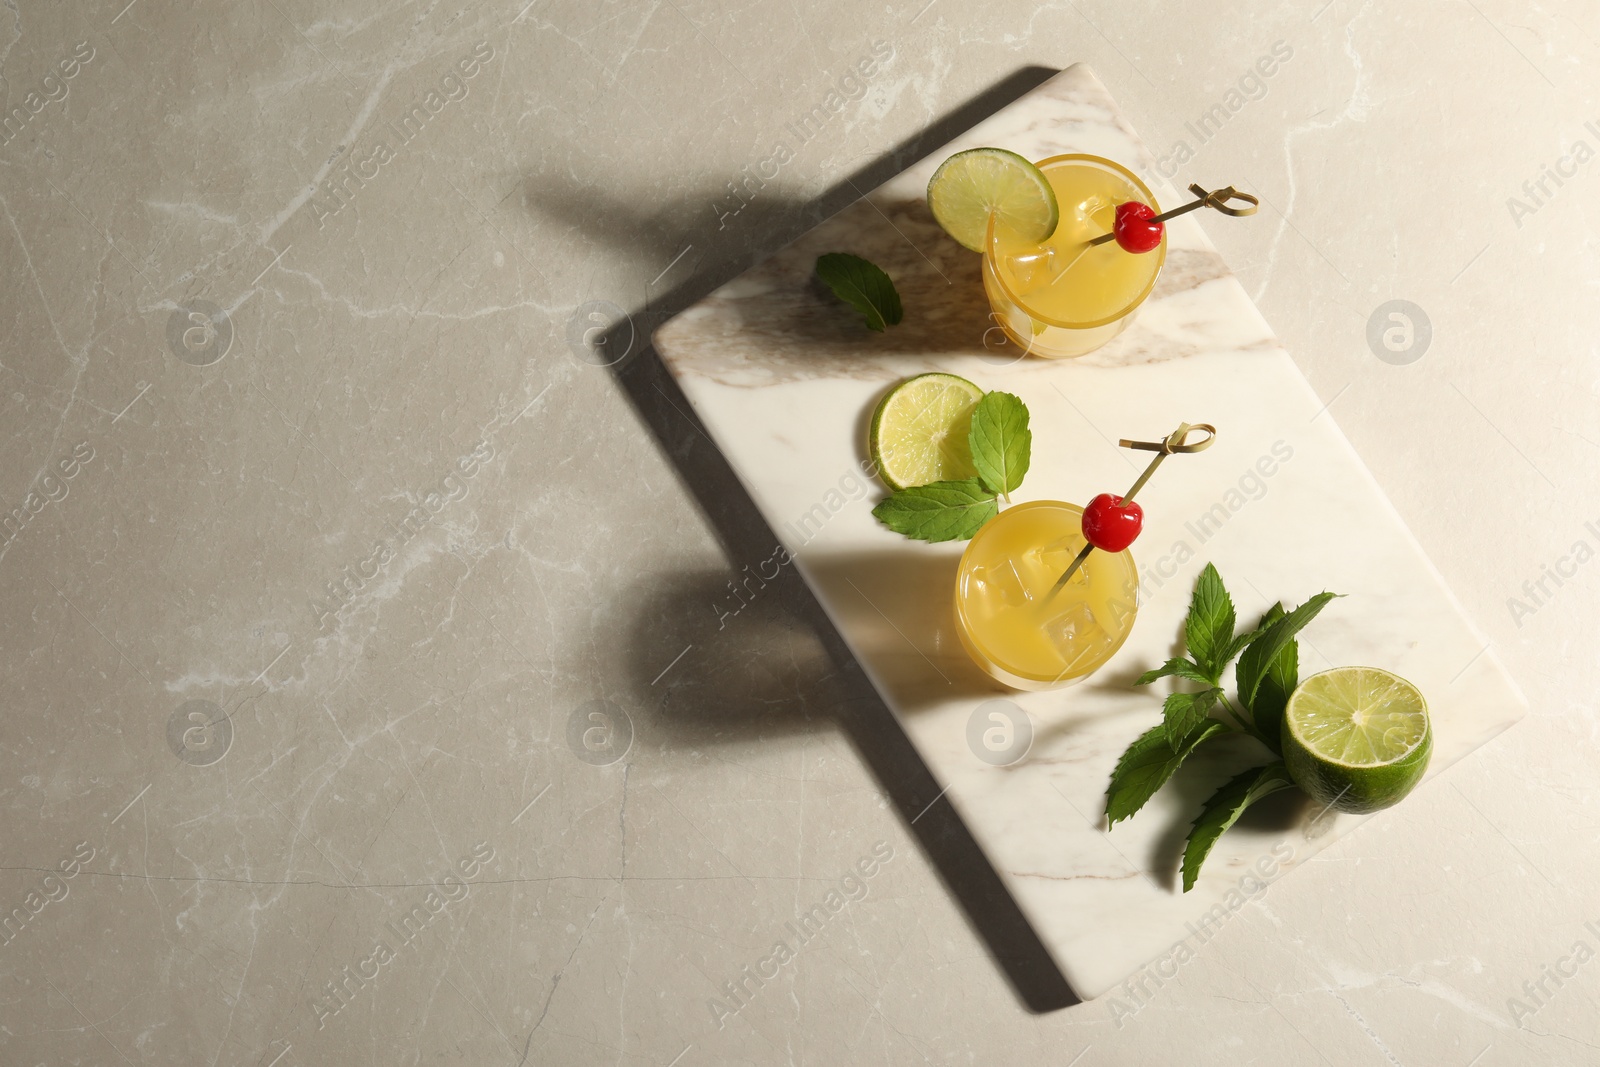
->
968, 560, 1034, 608
1074, 194, 1117, 234
1009, 539, 1086, 603
1003, 248, 1052, 291
1017, 242, 1092, 297
1002, 559, 1036, 604
1035, 534, 1086, 577
1041, 597, 1110, 675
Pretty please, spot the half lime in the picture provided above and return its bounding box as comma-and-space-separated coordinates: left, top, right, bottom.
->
1283, 666, 1432, 815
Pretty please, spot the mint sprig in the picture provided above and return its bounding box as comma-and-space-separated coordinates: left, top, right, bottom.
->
815, 253, 903, 331
1106, 562, 1341, 890
871, 390, 1030, 542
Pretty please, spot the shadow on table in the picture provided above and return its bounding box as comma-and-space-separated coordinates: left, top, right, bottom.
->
795, 549, 1008, 709
571, 65, 1082, 1012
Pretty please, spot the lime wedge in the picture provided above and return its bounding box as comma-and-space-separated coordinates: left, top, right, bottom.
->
1283, 666, 1432, 815
927, 148, 1059, 253
869, 373, 985, 490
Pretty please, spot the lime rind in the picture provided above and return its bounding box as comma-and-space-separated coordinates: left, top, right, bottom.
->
927, 148, 1059, 253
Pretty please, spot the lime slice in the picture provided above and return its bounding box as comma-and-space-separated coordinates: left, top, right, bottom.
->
1283, 666, 1432, 815
927, 148, 1059, 253
869, 373, 985, 490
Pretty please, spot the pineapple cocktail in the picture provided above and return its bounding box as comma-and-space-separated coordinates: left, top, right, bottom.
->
982, 153, 1166, 359
954, 500, 1138, 690
926, 147, 1256, 360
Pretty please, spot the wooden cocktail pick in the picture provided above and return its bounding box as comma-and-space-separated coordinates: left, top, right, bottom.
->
1046, 422, 1217, 599
1087, 185, 1259, 251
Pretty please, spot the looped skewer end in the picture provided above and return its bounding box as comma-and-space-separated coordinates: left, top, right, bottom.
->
1118, 422, 1217, 455
1186, 184, 1259, 218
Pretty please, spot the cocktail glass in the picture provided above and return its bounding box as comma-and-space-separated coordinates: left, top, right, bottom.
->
953, 500, 1139, 691
981, 153, 1166, 360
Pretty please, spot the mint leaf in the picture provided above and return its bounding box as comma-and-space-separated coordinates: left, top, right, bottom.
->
967, 391, 1031, 496
1106, 719, 1229, 826
1181, 762, 1294, 892
815, 253, 903, 331
1221, 627, 1260, 667
1235, 592, 1339, 707
871, 478, 996, 542
1221, 601, 1281, 666
1246, 605, 1296, 750
1184, 563, 1236, 681
1135, 658, 1211, 686
1162, 687, 1223, 749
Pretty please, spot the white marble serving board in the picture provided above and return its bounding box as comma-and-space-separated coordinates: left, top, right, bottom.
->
652, 64, 1525, 1000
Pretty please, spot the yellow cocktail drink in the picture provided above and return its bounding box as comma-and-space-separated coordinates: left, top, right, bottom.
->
954, 501, 1139, 690
982, 154, 1165, 359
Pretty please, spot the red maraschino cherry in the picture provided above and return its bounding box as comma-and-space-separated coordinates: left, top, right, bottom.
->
1045, 422, 1218, 600
1082, 493, 1144, 551
1112, 201, 1163, 254
1088, 185, 1259, 254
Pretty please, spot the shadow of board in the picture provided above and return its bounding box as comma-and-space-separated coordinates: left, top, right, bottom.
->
583, 66, 1084, 1012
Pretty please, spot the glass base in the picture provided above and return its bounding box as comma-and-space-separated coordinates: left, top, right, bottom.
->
982, 274, 1138, 359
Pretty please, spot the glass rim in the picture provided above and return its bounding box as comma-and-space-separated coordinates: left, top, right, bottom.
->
954, 500, 1140, 686
984, 153, 1167, 331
